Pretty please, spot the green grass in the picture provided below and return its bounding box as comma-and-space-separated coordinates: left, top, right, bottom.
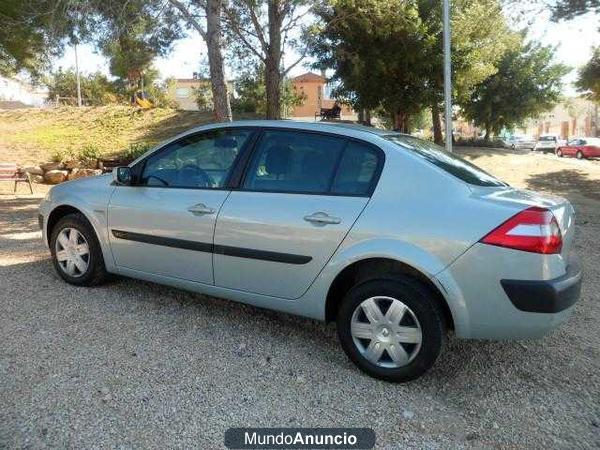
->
0, 106, 258, 165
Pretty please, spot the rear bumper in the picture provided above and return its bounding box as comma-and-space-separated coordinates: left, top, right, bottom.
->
501, 260, 582, 313
434, 244, 582, 340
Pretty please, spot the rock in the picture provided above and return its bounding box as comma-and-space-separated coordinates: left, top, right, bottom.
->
402, 410, 414, 420
67, 168, 102, 181
64, 160, 79, 169
22, 165, 43, 175
32, 175, 44, 183
40, 161, 64, 171
44, 170, 68, 184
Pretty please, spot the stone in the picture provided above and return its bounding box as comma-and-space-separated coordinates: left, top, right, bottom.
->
22, 165, 43, 175
44, 170, 68, 184
64, 160, 79, 169
67, 168, 102, 181
40, 161, 64, 171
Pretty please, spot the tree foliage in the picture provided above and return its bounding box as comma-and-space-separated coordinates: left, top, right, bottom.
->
460, 41, 569, 138
311, 0, 516, 133
224, 0, 314, 119
0, 0, 84, 77
95, 0, 181, 85
231, 65, 305, 116
575, 46, 600, 102
552, 0, 600, 21
46, 68, 118, 105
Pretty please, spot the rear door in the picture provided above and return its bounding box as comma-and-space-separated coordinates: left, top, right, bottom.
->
108, 127, 255, 283
213, 129, 383, 299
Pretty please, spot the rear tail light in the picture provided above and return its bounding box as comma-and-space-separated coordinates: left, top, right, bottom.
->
480, 207, 562, 254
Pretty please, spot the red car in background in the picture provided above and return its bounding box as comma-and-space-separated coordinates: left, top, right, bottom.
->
556, 138, 600, 159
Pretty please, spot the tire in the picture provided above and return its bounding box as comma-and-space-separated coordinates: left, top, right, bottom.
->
556, 149, 563, 157
576, 151, 584, 160
336, 278, 446, 382
49, 213, 108, 286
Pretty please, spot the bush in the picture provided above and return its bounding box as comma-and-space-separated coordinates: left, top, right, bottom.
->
50, 149, 67, 163
455, 137, 506, 148
77, 144, 102, 167
122, 142, 153, 162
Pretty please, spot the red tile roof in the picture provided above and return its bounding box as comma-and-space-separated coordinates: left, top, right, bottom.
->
292, 72, 327, 83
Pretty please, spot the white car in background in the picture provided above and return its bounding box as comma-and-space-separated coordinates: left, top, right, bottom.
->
534, 135, 565, 153
503, 135, 536, 150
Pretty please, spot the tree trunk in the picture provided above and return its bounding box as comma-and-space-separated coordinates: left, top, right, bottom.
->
265, 1, 283, 119
206, 0, 232, 122
432, 104, 443, 145
265, 57, 281, 119
484, 127, 490, 141
365, 109, 371, 126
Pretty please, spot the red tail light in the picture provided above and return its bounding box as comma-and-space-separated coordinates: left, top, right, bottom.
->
480, 207, 562, 254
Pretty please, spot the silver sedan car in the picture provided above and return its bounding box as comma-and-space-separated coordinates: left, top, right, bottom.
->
38, 121, 582, 382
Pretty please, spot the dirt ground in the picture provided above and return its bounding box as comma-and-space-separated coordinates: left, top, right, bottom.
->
1, 147, 599, 448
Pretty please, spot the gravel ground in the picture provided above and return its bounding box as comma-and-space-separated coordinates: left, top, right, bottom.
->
1, 148, 599, 449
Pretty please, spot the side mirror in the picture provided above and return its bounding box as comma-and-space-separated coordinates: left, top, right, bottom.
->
114, 166, 133, 185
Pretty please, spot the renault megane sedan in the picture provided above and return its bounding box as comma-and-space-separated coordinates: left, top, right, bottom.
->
39, 121, 582, 382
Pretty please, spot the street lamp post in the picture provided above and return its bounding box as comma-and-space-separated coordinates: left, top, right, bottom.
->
443, 0, 452, 152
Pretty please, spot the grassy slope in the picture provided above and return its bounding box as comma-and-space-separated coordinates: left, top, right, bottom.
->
0, 106, 256, 165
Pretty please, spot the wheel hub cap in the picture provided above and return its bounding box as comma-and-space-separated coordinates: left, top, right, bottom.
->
350, 296, 423, 369
55, 228, 90, 278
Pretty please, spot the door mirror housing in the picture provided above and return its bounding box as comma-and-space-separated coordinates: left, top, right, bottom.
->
114, 166, 133, 185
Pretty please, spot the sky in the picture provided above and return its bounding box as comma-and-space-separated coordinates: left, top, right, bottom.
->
53, 6, 599, 96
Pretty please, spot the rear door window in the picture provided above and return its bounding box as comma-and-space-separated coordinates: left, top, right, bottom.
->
243, 130, 346, 194
242, 130, 383, 196
331, 141, 379, 195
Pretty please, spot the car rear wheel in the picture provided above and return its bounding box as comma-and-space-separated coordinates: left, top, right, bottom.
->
50, 213, 108, 286
576, 151, 584, 159
556, 149, 562, 157
337, 278, 445, 382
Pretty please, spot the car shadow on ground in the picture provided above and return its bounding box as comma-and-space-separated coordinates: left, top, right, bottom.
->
0, 252, 540, 392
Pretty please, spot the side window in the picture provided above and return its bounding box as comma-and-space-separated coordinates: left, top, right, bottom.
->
243, 130, 346, 194
331, 141, 379, 195
139, 129, 252, 188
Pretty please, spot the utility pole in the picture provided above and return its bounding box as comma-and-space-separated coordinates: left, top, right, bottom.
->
443, 0, 452, 152
74, 43, 82, 107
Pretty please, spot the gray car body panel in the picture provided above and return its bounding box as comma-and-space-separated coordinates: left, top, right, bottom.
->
39, 120, 578, 340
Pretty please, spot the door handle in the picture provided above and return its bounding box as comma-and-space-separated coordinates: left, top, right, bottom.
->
303, 212, 342, 225
187, 203, 216, 216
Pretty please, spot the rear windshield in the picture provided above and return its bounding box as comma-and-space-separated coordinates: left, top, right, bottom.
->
539, 136, 555, 141
384, 134, 506, 187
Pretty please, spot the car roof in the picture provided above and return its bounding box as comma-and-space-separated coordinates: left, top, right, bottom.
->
206, 119, 396, 137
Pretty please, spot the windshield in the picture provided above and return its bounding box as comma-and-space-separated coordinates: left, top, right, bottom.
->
384, 134, 507, 187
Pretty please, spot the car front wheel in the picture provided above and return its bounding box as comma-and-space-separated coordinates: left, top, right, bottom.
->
50, 213, 108, 286
556, 149, 563, 157
576, 151, 584, 159
337, 278, 445, 382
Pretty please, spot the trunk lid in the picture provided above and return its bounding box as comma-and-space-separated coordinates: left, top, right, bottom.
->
469, 186, 576, 260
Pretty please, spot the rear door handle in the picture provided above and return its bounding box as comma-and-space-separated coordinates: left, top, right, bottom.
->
187, 203, 215, 216
303, 212, 342, 225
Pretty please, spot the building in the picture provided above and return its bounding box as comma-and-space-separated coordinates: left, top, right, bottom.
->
523, 97, 598, 139
167, 76, 234, 111
0, 76, 48, 108
290, 72, 355, 120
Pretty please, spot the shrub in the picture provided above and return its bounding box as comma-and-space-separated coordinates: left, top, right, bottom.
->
122, 142, 153, 162
50, 149, 66, 163
455, 137, 506, 148
78, 144, 102, 167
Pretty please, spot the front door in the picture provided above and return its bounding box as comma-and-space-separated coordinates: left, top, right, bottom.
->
108, 127, 255, 283
213, 129, 383, 299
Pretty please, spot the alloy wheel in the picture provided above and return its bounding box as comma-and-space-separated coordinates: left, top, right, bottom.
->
55, 227, 90, 277
350, 296, 422, 368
